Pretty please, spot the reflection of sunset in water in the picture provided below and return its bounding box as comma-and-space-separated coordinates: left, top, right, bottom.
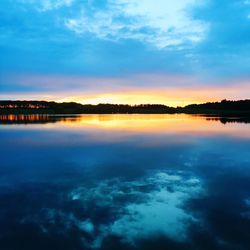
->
1, 114, 250, 139
60, 114, 250, 138
0, 114, 49, 122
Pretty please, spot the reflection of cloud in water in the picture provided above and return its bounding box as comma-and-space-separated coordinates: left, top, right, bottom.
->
20, 171, 203, 249
111, 189, 191, 243
68, 171, 203, 248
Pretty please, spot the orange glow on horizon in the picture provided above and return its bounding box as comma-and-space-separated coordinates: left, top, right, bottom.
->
58, 93, 202, 107
1, 80, 249, 106
56, 84, 250, 107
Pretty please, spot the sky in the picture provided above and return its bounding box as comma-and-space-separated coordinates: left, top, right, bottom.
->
0, 0, 250, 106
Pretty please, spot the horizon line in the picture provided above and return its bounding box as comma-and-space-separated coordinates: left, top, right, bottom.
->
1, 98, 250, 108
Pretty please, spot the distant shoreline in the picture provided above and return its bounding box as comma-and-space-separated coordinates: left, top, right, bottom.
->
0, 99, 250, 116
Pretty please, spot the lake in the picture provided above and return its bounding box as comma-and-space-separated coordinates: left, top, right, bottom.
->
0, 114, 250, 250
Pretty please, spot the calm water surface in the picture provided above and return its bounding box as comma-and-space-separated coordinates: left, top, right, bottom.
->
0, 114, 250, 250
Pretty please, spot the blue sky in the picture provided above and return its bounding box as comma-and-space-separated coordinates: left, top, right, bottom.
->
0, 0, 250, 105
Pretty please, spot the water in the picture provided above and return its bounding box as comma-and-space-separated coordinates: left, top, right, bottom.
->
0, 114, 250, 250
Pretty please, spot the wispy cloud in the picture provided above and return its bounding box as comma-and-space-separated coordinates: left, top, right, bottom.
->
18, 0, 74, 11
64, 0, 209, 48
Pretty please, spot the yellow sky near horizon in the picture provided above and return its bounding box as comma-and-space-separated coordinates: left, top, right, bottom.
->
1, 72, 250, 106
56, 84, 250, 107
1, 82, 249, 107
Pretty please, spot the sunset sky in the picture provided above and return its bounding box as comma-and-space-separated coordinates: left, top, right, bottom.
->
1, 0, 250, 106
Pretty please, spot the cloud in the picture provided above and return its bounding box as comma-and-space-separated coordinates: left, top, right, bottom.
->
18, 0, 74, 11
109, 173, 201, 244
64, 0, 209, 48
18, 171, 203, 249
2, 0, 249, 79
66, 171, 203, 248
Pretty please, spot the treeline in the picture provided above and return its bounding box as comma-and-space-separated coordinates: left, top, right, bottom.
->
0, 99, 250, 115
0, 101, 175, 114
183, 99, 250, 114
